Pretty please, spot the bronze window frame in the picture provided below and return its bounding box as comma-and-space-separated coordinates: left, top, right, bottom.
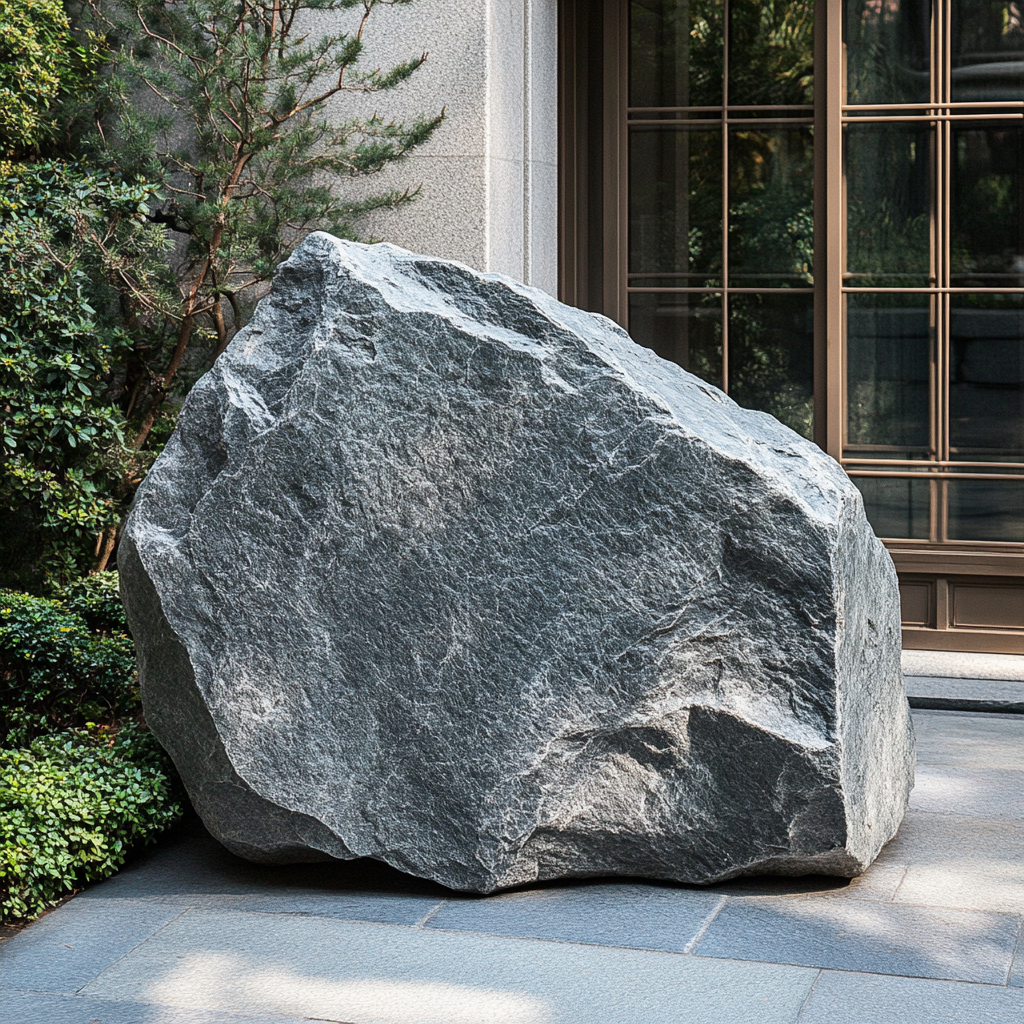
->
558, 0, 1024, 653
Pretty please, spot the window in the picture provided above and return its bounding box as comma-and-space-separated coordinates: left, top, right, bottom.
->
628, 1, 816, 439
559, 0, 1024, 651
840, 0, 1024, 550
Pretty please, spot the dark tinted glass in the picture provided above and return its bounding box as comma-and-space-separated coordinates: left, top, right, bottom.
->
949, 295, 1024, 459
947, 479, 1024, 541
728, 293, 815, 437
846, 294, 932, 451
629, 293, 723, 387
845, 122, 932, 287
844, 0, 932, 105
854, 476, 932, 539
629, 127, 723, 279
630, 0, 724, 107
951, 122, 1024, 286
728, 0, 814, 106
728, 128, 814, 284
952, 1, 1024, 102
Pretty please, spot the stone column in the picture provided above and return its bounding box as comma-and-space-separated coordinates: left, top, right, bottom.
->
315, 0, 558, 296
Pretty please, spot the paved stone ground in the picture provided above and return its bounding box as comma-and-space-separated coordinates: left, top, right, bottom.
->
2, 705, 1022, 1024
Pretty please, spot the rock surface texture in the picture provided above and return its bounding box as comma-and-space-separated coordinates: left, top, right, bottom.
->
121, 234, 915, 892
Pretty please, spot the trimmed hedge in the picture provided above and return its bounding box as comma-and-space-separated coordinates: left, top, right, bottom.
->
1, 723, 181, 920
0, 582, 183, 922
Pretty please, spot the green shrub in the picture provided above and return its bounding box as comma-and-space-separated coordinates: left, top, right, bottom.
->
57, 571, 127, 634
0, 589, 136, 742
0, 723, 182, 921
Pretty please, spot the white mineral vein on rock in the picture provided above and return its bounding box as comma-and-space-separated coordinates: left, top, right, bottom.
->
121, 233, 915, 892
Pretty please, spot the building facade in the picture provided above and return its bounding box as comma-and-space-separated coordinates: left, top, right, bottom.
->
354, 0, 1024, 654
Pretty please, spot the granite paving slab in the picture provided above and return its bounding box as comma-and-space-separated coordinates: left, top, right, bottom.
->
910, 765, 1024, 819
796, 970, 1024, 1024
75, 823, 450, 925
0, 897, 187, 995
692, 895, 1020, 984
426, 882, 724, 951
902, 650, 1024, 681
911, 711, 1024, 769
78, 908, 819, 1024
1011, 941, 1024, 988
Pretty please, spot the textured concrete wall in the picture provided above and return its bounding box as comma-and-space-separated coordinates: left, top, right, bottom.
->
307, 0, 558, 295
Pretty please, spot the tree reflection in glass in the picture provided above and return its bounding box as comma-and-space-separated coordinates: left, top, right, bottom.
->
729, 294, 815, 437
854, 477, 931, 539
630, 0, 723, 108
729, 128, 814, 286
844, 0, 931, 106
845, 294, 932, 452
729, 0, 814, 106
629, 293, 724, 388
952, 122, 1024, 286
627, 0, 818, 438
845, 122, 932, 287
950, 294, 1024, 460
629, 127, 722, 281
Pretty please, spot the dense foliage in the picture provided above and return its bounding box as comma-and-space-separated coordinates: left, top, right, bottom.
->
0, 586, 182, 923
0, 0, 102, 156
57, 570, 128, 632
2, 0, 441, 586
0, 161, 169, 587
0, 590, 136, 742
1, 724, 181, 921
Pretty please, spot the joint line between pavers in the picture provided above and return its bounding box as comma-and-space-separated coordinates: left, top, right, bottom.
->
74, 905, 191, 996
413, 901, 447, 927
794, 968, 824, 1020
1005, 914, 1024, 986
887, 864, 910, 903
682, 894, 728, 955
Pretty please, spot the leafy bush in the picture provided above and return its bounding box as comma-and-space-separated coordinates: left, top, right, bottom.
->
57, 571, 127, 634
0, 584, 183, 922
0, 160, 168, 588
0, 589, 136, 742
0, 0, 103, 156
0, 723, 181, 921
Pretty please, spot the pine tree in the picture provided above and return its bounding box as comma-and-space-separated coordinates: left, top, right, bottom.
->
88, 0, 444, 456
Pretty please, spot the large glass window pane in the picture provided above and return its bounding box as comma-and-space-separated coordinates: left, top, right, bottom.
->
728, 293, 815, 438
846, 294, 932, 452
630, 0, 723, 108
629, 293, 723, 387
947, 479, 1024, 541
629, 127, 723, 280
951, 1, 1024, 102
950, 295, 1024, 460
845, 122, 932, 287
951, 121, 1024, 286
728, 128, 814, 286
854, 476, 931, 539
728, 0, 814, 106
844, 0, 931, 106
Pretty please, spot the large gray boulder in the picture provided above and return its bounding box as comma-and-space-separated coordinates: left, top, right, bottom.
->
121, 233, 914, 892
